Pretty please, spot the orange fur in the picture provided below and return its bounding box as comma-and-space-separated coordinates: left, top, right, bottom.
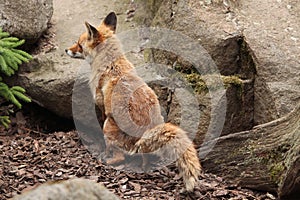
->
66, 12, 202, 192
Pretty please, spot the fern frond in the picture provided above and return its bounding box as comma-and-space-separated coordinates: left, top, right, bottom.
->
4, 55, 19, 71
0, 39, 25, 49
0, 82, 10, 99
11, 86, 26, 93
0, 29, 32, 128
11, 50, 29, 63
11, 49, 32, 60
0, 54, 8, 74
0, 82, 30, 109
7, 91, 22, 108
11, 89, 31, 103
0, 30, 10, 39
6, 67, 15, 76
1, 37, 20, 42
0, 116, 11, 128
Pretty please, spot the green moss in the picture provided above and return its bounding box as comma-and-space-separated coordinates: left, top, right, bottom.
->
185, 73, 208, 93
250, 144, 289, 185
144, 48, 153, 63
222, 75, 243, 87
269, 162, 285, 184
238, 140, 290, 186
266, 145, 290, 184
174, 63, 196, 74
183, 72, 244, 94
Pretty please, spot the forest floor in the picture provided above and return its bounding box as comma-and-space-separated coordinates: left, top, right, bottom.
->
0, 109, 277, 200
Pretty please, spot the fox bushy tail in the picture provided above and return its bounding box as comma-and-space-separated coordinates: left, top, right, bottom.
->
132, 123, 201, 192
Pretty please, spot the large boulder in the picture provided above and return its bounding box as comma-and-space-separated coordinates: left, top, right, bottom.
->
12, 178, 120, 200
233, 0, 300, 124
0, 0, 53, 45
147, 0, 255, 142
143, 0, 300, 137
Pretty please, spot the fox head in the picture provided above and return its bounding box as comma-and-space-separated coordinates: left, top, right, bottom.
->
65, 12, 117, 59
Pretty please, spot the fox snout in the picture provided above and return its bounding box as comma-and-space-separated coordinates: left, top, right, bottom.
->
65, 39, 85, 59
65, 48, 84, 59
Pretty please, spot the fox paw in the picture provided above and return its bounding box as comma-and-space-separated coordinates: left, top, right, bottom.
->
105, 157, 125, 165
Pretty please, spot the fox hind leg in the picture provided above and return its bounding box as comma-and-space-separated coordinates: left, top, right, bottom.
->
106, 146, 125, 165
103, 117, 126, 165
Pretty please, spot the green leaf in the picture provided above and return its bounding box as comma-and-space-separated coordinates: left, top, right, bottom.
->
1, 37, 20, 42
11, 50, 29, 63
0, 29, 32, 111
11, 86, 26, 93
0, 39, 25, 48
0, 83, 11, 99
11, 39, 25, 48
0, 116, 11, 129
0, 31, 10, 39
6, 67, 15, 76
8, 92, 22, 108
11, 49, 32, 60
4, 55, 19, 71
11, 89, 31, 103
0, 81, 9, 89
0, 55, 8, 75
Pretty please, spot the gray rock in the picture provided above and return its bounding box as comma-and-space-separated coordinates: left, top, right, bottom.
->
126, 0, 164, 26
12, 53, 77, 118
147, 0, 300, 133
0, 0, 53, 44
149, 0, 255, 141
12, 178, 120, 200
233, 0, 300, 124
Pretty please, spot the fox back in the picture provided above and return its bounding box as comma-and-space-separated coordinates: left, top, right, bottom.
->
66, 12, 164, 136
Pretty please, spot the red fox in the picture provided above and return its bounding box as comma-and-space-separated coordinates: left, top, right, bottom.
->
66, 12, 201, 192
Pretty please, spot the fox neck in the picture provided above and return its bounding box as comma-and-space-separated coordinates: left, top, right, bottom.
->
89, 36, 123, 67
88, 35, 135, 100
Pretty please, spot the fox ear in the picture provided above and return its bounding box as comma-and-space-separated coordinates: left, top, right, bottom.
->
85, 22, 99, 41
104, 12, 117, 33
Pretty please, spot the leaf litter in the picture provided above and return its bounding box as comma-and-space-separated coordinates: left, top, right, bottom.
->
0, 128, 277, 200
